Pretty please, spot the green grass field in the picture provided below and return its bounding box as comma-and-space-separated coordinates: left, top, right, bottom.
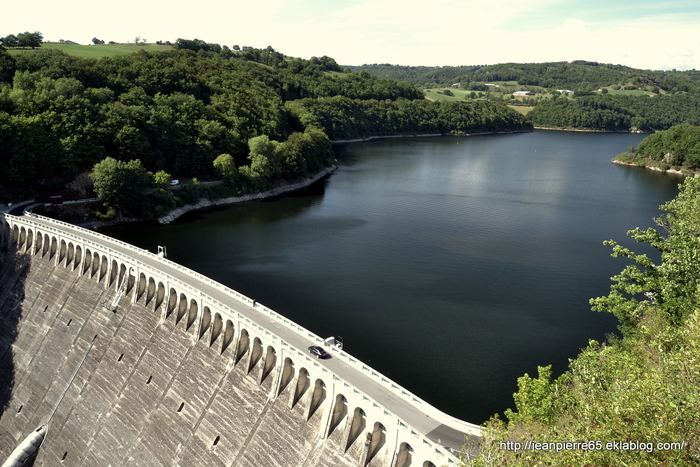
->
7, 43, 173, 58
424, 87, 553, 105
423, 88, 475, 101
507, 105, 535, 115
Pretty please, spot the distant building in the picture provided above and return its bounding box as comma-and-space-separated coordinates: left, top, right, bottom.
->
513, 91, 535, 96
557, 89, 574, 94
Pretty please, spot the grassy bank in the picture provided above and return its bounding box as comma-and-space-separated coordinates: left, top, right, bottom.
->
508, 105, 535, 115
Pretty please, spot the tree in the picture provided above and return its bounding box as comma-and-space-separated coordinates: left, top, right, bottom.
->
16, 31, 42, 49
177, 178, 202, 204
152, 170, 172, 188
90, 157, 151, 216
503, 365, 564, 425
591, 176, 700, 331
92, 37, 105, 45
1, 34, 18, 48
239, 135, 282, 182
213, 153, 238, 182
220, 45, 233, 59
0, 47, 16, 82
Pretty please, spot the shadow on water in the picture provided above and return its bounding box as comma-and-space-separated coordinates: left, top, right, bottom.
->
0, 223, 29, 420
165, 180, 329, 228
618, 164, 686, 190
286, 176, 330, 198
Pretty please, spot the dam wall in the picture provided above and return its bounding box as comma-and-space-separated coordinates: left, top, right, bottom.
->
0, 213, 476, 466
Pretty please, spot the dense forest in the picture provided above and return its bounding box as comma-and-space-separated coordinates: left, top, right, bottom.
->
0, 41, 530, 203
287, 97, 528, 140
529, 94, 700, 132
463, 176, 700, 466
346, 64, 483, 88
350, 61, 700, 93
614, 124, 700, 172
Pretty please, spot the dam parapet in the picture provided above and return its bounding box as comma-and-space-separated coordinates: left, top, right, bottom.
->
0, 212, 480, 466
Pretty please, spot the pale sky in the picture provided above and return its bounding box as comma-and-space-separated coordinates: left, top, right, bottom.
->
3, 0, 699, 70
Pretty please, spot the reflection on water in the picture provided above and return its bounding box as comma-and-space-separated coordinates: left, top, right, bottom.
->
101, 131, 682, 423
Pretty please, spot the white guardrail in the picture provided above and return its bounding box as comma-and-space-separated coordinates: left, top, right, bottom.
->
7, 212, 482, 446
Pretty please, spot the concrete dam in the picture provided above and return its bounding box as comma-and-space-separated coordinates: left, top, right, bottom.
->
0, 213, 480, 466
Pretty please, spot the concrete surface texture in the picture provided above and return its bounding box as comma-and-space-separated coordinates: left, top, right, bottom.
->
0, 214, 477, 466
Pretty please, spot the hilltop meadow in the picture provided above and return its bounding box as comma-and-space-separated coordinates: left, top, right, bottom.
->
14, 42, 175, 58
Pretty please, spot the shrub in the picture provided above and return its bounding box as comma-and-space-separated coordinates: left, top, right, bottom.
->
94, 205, 116, 221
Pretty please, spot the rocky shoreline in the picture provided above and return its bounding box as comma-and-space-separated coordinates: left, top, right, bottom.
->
534, 126, 648, 133
611, 159, 694, 176
157, 165, 338, 224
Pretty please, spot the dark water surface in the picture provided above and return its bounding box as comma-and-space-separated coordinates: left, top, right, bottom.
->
101, 130, 683, 424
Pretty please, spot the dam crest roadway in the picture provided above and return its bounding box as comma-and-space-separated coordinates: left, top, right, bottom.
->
0, 212, 480, 467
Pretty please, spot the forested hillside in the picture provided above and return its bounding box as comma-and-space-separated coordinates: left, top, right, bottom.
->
350, 61, 700, 93
463, 176, 700, 466
529, 94, 700, 132
614, 124, 700, 172
345, 64, 482, 88
0, 41, 530, 201
287, 97, 526, 140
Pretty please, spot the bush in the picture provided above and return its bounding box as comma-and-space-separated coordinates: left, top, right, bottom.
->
175, 178, 203, 205
613, 152, 644, 165
207, 183, 241, 199
94, 205, 117, 221
144, 189, 176, 218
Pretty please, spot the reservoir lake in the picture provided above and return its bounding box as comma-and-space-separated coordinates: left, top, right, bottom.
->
101, 130, 683, 424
